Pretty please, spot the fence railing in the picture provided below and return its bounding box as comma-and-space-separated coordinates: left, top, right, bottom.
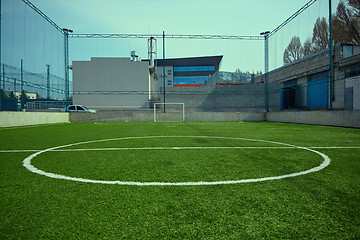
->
25, 101, 71, 112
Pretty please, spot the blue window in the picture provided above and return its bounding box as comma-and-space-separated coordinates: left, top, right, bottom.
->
173, 66, 215, 72
173, 76, 210, 85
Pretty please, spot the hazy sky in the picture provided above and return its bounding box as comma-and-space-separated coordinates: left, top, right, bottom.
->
30, 0, 312, 35
8, 0, 338, 73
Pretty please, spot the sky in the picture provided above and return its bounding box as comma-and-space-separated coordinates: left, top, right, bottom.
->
4, 0, 339, 74
30, 0, 312, 35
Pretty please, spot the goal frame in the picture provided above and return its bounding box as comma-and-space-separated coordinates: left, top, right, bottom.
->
154, 103, 185, 122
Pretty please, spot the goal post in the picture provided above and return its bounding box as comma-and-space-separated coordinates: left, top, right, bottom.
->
154, 103, 185, 122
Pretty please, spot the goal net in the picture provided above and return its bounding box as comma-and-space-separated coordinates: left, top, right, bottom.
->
154, 103, 185, 122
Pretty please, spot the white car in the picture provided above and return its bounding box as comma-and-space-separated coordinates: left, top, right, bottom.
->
62, 105, 96, 113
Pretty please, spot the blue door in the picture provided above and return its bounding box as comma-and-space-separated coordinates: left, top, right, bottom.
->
307, 72, 328, 109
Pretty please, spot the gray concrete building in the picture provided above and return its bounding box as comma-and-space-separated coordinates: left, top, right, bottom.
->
71, 57, 156, 109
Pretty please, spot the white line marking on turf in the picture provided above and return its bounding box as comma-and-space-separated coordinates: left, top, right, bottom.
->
0, 150, 43, 153
5, 146, 360, 153
22, 136, 334, 186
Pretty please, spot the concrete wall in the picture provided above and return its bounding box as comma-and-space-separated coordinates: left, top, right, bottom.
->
69, 111, 264, 122
69, 110, 359, 128
160, 82, 281, 112
266, 110, 360, 128
72, 57, 151, 108
0, 112, 69, 127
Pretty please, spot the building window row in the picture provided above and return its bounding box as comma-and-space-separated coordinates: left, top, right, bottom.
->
173, 66, 215, 72
173, 76, 210, 85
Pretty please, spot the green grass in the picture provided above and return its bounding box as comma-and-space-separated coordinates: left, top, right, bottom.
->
0, 122, 359, 239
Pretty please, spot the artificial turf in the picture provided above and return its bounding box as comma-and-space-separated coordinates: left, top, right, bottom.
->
0, 121, 359, 239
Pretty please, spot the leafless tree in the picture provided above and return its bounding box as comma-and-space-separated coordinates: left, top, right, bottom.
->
303, 38, 315, 57
312, 17, 329, 52
283, 36, 304, 65
333, 0, 360, 44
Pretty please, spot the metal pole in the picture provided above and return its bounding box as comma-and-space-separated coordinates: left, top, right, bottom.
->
163, 31, 166, 113
63, 28, 73, 110
64, 32, 69, 104
0, 0, 2, 111
0, 65, 1, 111
21, 59, 24, 110
47, 64, 50, 99
264, 33, 269, 112
329, 0, 333, 110
2, 65, 4, 94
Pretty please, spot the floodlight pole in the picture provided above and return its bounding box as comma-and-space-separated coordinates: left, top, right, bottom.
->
261, 31, 270, 112
329, 0, 333, 110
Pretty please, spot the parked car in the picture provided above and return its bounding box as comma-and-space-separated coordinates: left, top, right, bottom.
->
61, 105, 96, 113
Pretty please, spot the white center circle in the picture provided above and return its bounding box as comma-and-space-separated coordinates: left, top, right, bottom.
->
22, 136, 331, 186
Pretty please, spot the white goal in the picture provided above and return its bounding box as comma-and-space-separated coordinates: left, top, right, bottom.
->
154, 103, 185, 122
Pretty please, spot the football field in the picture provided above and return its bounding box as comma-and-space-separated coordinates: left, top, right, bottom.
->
0, 122, 359, 239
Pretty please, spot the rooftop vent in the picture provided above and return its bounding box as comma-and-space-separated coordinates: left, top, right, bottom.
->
131, 51, 139, 62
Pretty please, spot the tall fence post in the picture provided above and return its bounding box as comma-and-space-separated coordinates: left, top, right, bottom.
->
261, 31, 270, 112
329, 0, 333, 110
64, 31, 69, 105
21, 59, 24, 110
47, 64, 51, 99
2, 65, 4, 111
163, 31, 166, 113
0, 0, 2, 111
63, 28, 73, 110
0, 72, 1, 111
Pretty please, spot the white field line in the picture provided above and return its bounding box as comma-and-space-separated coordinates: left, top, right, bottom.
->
2, 146, 360, 153
22, 135, 333, 186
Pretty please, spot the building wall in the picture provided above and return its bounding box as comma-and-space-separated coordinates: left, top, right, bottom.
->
346, 75, 360, 110
160, 82, 281, 112
72, 58, 151, 108
255, 43, 360, 111
155, 66, 174, 90
155, 56, 222, 87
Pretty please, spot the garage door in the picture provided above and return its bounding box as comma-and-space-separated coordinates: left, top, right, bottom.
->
307, 71, 328, 110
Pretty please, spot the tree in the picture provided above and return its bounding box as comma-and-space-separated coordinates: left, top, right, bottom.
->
283, 36, 304, 65
303, 38, 315, 57
8, 91, 17, 100
333, 0, 360, 44
349, 0, 360, 11
312, 17, 329, 52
